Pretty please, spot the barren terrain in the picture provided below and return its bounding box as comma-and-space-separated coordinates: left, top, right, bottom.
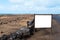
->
0, 14, 60, 40
0, 14, 34, 37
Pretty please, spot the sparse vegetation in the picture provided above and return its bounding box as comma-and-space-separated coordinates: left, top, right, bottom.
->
0, 14, 60, 40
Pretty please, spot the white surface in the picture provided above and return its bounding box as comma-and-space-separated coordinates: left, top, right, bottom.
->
35, 15, 52, 28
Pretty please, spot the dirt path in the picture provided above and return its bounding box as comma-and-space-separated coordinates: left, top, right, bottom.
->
52, 15, 60, 40
27, 29, 51, 40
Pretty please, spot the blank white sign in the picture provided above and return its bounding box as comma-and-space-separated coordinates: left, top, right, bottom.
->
35, 15, 52, 28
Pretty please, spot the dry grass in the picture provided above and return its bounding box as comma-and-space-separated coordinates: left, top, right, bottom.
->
0, 14, 60, 40
0, 14, 34, 37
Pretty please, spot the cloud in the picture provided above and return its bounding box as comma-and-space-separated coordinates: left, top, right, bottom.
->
9, 0, 24, 3
0, 5, 4, 10
47, 0, 60, 8
0, 0, 60, 14
7, 5, 19, 10
0, 4, 20, 11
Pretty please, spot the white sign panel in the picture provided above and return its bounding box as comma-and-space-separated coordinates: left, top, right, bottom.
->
35, 15, 52, 28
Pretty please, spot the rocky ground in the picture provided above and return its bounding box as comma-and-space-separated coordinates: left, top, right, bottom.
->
0, 14, 60, 40
0, 14, 34, 37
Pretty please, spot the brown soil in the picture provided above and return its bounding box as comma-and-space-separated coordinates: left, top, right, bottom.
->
0, 14, 34, 37
0, 14, 60, 40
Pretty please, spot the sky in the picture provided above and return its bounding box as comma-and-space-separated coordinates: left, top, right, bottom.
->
0, 0, 60, 14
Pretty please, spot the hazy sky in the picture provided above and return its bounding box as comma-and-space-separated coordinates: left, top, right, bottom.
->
0, 0, 60, 14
